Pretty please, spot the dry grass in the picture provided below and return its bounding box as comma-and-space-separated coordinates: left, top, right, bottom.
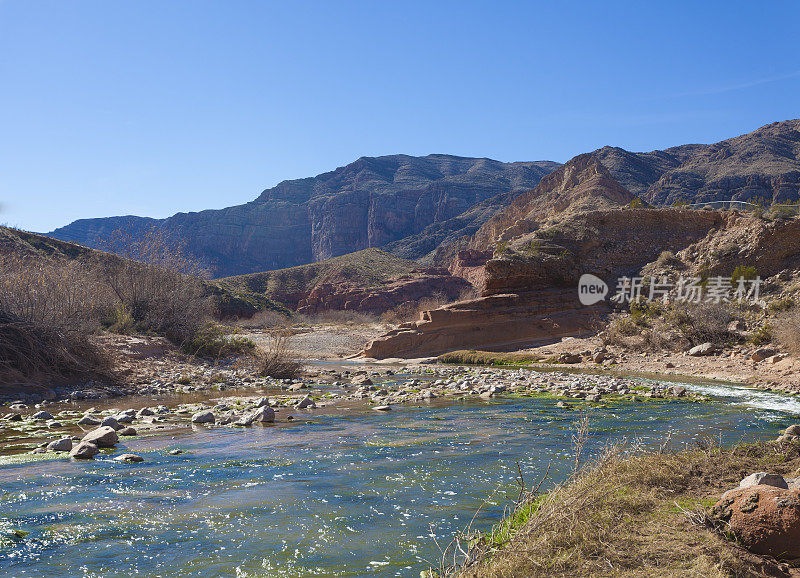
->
0, 310, 108, 385
774, 309, 800, 356
445, 439, 800, 578
257, 329, 303, 379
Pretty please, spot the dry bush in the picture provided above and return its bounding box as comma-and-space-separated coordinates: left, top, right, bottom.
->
604, 300, 735, 351
257, 330, 303, 379
774, 309, 800, 356
0, 253, 110, 332
0, 253, 111, 384
97, 227, 212, 344
0, 310, 108, 384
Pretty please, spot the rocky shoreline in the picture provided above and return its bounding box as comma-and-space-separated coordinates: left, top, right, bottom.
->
0, 361, 716, 459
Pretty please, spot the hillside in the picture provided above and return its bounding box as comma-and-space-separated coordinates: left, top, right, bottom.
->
468, 119, 800, 249
49, 155, 559, 277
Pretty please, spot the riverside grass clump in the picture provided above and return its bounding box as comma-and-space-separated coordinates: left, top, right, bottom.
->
438, 350, 545, 366
433, 436, 800, 578
257, 330, 303, 379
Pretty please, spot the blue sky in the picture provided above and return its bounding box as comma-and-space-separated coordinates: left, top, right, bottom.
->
1, 1, 798, 232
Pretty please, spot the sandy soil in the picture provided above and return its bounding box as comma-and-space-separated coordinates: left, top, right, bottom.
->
244, 323, 389, 360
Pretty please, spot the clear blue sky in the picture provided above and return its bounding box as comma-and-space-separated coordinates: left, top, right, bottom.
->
1, 1, 798, 232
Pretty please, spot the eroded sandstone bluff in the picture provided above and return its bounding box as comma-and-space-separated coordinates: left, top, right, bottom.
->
360, 208, 742, 358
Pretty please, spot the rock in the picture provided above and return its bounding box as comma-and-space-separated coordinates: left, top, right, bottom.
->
586, 394, 602, 402
47, 437, 72, 452
592, 352, 607, 364
114, 453, 144, 463
82, 426, 119, 448
30, 447, 48, 454
766, 354, 787, 364
351, 376, 373, 386
70, 441, 99, 459
295, 395, 316, 409
113, 412, 134, 424
558, 353, 582, 364
665, 361, 675, 368
117, 427, 137, 436
255, 397, 270, 407
712, 485, 800, 558
372, 405, 391, 411
751, 347, 777, 363
782, 423, 800, 435
739, 473, 788, 490
688, 342, 714, 356
249, 405, 275, 423
32, 411, 54, 420
168, 449, 183, 455
137, 407, 155, 417
77, 415, 101, 426
100, 416, 121, 430
191, 410, 215, 424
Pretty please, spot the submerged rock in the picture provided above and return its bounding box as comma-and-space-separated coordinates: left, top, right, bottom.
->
114, 453, 144, 463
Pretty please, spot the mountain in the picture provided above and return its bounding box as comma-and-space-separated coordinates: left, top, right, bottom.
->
469, 119, 800, 248
48, 155, 559, 277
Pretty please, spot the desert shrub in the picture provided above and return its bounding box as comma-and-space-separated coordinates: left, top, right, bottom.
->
182, 323, 256, 359
96, 227, 212, 344
258, 330, 303, 379
767, 296, 796, 314
730, 265, 758, 285
671, 302, 733, 346
765, 203, 799, 221
0, 253, 109, 332
0, 309, 108, 384
747, 323, 773, 346
774, 311, 800, 355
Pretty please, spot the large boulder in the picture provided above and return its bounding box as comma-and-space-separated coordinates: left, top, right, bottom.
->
249, 406, 275, 423
712, 485, 800, 558
81, 426, 119, 448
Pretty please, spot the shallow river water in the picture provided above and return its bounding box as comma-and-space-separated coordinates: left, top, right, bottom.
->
1, 374, 799, 577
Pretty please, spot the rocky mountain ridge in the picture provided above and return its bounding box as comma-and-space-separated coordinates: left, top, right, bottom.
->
49, 155, 558, 277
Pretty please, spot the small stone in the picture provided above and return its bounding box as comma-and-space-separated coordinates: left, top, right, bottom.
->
688, 342, 714, 356
32, 411, 54, 421
739, 472, 788, 490
117, 427, 137, 436
168, 449, 183, 455
295, 395, 316, 409
372, 405, 391, 411
30, 447, 48, 454
114, 453, 144, 463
